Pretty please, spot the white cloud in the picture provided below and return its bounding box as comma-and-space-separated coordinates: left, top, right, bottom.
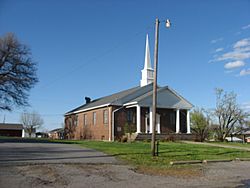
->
240, 69, 250, 76
217, 51, 250, 61
215, 38, 250, 62
224, 61, 245, 69
215, 48, 224, 52
210, 37, 250, 76
234, 38, 250, 48
241, 102, 250, 112
211, 37, 223, 44
242, 24, 250, 30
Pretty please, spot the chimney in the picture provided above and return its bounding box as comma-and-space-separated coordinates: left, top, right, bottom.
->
85, 97, 91, 104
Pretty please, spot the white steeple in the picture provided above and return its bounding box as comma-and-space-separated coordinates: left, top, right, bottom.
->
140, 34, 154, 87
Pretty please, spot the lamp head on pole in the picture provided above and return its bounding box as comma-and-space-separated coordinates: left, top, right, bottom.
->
165, 19, 171, 28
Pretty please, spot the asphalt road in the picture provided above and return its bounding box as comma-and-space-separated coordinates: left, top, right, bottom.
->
0, 138, 117, 165
1, 138, 250, 188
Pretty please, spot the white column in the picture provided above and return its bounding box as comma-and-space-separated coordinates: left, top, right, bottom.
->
176, 109, 180, 133
136, 105, 141, 133
157, 114, 160, 134
187, 110, 191, 134
22, 129, 25, 138
149, 107, 153, 133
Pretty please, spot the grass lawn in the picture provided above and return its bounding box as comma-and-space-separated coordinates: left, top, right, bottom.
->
54, 140, 250, 169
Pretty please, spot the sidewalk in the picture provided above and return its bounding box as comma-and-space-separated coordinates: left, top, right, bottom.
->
182, 141, 250, 151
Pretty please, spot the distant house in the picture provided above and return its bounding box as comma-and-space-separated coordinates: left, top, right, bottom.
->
23, 127, 36, 138
36, 132, 49, 138
64, 35, 193, 141
246, 137, 250, 143
0, 123, 24, 137
49, 128, 64, 139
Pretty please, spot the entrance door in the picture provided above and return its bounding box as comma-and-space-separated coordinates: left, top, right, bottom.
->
145, 113, 160, 133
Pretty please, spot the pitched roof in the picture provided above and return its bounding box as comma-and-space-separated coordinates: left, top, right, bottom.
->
65, 84, 193, 115
0, 123, 23, 130
49, 128, 64, 133
127, 86, 193, 109
65, 84, 153, 115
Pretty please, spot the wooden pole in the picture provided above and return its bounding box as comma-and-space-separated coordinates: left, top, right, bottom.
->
151, 18, 160, 156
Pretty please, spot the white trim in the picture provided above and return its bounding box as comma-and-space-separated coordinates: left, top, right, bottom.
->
65, 103, 110, 115
123, 101, 138, 106
125, 104, 138, 108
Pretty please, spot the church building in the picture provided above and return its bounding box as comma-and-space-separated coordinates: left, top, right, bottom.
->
64, 35, 193, 141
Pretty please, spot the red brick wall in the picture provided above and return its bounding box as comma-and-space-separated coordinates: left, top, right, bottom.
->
65, 106, 112, 141
114, 107, 136, 140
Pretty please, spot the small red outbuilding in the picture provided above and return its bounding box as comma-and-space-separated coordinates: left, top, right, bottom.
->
0, 123, 24, 137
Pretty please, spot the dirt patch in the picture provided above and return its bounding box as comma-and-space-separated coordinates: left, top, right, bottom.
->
136, 165, 204, 178
17, 165, 69, 187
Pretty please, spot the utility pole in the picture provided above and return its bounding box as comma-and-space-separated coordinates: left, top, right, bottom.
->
151, 18, 171, 156
151, 18, 160, 156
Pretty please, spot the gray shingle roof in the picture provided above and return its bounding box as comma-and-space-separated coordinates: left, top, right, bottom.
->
65, 83, 193, 115
65, 84, 153, 115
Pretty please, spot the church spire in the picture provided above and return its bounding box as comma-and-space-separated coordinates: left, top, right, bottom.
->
140, 34, 154, 87
144, 34, 152, 69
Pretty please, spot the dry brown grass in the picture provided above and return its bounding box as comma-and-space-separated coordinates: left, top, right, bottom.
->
136, 165, 204, 178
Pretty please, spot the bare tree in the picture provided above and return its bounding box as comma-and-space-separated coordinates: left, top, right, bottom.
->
21, 111, 44, 137
214, 88, 249, 141
0, 33, 38, 111
191, 108, 211, 142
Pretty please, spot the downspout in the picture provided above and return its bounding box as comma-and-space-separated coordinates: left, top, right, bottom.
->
111, 106, 124, 141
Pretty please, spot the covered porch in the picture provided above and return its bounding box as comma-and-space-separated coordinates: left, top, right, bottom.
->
126, 105, 191, 135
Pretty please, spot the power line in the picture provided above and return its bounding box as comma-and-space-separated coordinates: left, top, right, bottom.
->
39, 24, 154, 90
2, 111, 64, 117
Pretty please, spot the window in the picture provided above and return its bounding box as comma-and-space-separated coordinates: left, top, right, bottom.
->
83, 114, 87, 126
103, 110, 108, 124
93, 112, 96, 125
127, 110, 133, 122
74, 115, 78, 126
170, 113, 175, 125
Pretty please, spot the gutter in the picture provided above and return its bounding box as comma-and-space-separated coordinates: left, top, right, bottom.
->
111, 106, 124, 141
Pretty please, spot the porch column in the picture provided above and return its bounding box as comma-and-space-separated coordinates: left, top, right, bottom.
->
157, 114, 160, 134
22, 129, 25, 138
149, 107, 153, 133
136, 105, 141, 133
187, 110, 191, 134
176, 109, 180, 133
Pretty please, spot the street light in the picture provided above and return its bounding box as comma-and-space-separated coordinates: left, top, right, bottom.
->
151, 18, 171, 157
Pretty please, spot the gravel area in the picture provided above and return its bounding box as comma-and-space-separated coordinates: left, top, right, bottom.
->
1, 162, 250, 188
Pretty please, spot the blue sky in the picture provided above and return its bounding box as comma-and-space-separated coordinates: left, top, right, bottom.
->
0, 0, 249, 131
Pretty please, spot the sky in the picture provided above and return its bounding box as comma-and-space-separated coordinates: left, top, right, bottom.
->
0, 0, 249, 131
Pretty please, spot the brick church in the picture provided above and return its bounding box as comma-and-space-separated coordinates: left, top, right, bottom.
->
64, 35, 193, 141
